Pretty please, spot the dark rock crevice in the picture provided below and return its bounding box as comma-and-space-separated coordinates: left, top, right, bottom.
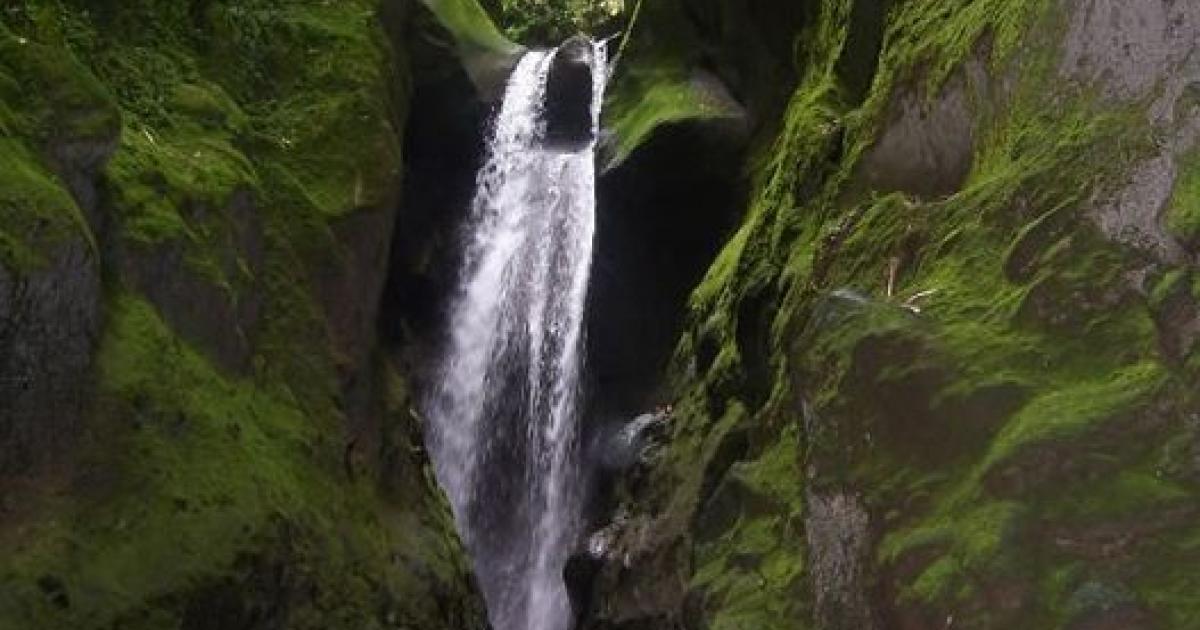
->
679, 0, 809, 128
587, 121, 747, 420
378, 1, 493, 374
834, 0, 891, 105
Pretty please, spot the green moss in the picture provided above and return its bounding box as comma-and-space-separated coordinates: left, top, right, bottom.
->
0, 292, 470, 629
1148, 268, 1190, 311
1, 293, 306, 627
0, 16, 118, 271
419, 0, 519, 56
876, 0, 1049, 92
884, 501, 1027, 605
982, 362, 1165, 475
1045, 470, 1191, 524
690, 424, 808, 630
250, 88, 400, 218
0, 19, 118, 143
604, 62, 740, 167
603, 0, 796, 165
1, 1, 476, 627
630, 0, 1197, 625
106, 127, 257, 243
1134, 525, 1200, 628
1166, 152, 1200, 248
0, 139, 90, 271
227, 2, 404, 218
168, 81, 249, 132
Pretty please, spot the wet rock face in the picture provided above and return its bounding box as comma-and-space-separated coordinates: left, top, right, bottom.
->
0, 242, 101, 477
591, 412, 669, 472
544, 35, 596, 150
574, 514, 691, 629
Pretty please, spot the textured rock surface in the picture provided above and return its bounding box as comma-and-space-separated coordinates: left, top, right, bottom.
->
1063, 0, 1200, 269
0, 1, 485, 628
0, 240, 101, 476
805, 490, 876, 630
1060, 0, 1200, 108
859, 70, 977, 200
585, 0, 1200, 628
5, 0, 1200, 627
0, 26, 119, 477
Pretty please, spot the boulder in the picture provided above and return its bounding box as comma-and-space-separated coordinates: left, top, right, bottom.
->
591, 412, 668, 473
544, 35, 598, 150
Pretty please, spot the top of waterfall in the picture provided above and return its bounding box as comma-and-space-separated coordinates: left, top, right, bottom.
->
543, 37, 606, 152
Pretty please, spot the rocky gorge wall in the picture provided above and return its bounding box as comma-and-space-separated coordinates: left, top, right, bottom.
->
0, 1, 486, 628
580, 0, 1200, 628
3, 0, 1200, 628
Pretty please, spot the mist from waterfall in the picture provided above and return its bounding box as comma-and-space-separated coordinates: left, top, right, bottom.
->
424, 41, 607, 630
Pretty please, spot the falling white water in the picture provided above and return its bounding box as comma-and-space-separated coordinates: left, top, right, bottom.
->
425, 41, 607, 630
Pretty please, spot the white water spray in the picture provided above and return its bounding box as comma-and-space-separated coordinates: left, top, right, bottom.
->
425, 41, 607, 630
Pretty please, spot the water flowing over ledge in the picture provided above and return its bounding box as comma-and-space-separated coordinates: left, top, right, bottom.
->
424, 39, 608, 630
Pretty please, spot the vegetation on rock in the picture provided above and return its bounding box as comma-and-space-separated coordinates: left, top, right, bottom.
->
0, 0, 483, 627
3, 0, 1199, 628
584, 0, 1200, 627
493, 0, 625, 45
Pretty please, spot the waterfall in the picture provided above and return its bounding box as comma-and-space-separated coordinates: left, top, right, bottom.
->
425, 40, 607, 630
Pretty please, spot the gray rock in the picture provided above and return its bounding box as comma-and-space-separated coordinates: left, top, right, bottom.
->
545, 35, 599, 151
859, 68, 977, 199
0, 240, 101, 476
1090, 153, 1188, 263
595, 412, 668, 472
1064, 0, 1200, 266
805, 489, 879, 630
1060, 0, 1200, 119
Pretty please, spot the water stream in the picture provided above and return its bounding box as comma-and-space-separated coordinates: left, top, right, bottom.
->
425, 41, 607, 630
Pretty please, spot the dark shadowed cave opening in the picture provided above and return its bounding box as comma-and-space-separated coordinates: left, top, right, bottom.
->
587, 124, 745, 420
377, 34, 488, 364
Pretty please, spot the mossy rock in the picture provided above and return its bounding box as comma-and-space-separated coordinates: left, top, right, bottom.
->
592, 0, 1200, 627
1166, 151, 1200, 251
1, 1, 481, 627
0, 140, 89, 271
417, 0, 522, 98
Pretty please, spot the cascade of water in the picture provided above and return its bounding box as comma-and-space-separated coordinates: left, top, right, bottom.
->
425, 40, 608, 630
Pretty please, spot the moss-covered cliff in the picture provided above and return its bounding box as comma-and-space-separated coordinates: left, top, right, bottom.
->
0, 1, 485, 628
5, 0, 1199, 628
585, 0, 1200, 628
